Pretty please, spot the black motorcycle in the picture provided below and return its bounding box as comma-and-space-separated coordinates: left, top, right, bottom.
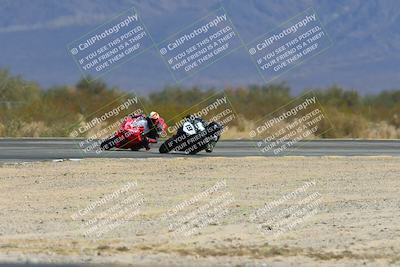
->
159, 117, 223, 154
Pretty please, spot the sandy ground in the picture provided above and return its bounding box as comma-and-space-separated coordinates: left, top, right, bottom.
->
0, 156, 399, 267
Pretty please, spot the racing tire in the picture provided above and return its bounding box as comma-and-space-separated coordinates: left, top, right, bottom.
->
159, 142, 170, 153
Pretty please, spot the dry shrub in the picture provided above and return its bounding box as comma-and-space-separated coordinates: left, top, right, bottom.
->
222, 125, 252, 139
18, 121, 49, 137
0, 123, 5, 136
318, 108, 369, 138
220, 115, 321, 140
220, 115, 256, 139
362, 121, 400, 139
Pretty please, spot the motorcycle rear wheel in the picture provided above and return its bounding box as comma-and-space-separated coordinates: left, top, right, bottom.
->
159, 142, 170, 153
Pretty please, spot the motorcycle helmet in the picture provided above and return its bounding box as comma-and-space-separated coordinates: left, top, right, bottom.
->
149, 111, 160, 125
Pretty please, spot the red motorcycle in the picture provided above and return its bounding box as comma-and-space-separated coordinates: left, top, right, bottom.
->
100, 114, 166, 151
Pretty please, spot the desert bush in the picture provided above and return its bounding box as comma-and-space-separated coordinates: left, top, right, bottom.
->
0, 69, 399, 138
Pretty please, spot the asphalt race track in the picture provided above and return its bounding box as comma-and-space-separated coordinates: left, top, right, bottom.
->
0, 139, 399, 162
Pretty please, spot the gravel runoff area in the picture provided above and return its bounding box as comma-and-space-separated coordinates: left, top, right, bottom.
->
0, 156, 399, 267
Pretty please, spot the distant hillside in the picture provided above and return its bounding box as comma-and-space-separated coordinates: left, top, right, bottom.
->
0, 0, 400, 93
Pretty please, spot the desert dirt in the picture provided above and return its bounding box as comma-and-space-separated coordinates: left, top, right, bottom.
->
0, 156, 399, 267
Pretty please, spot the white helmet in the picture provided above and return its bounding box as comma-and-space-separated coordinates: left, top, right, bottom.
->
149, 111, 159, 120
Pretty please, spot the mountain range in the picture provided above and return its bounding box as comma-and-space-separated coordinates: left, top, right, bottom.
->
1, 0, 400, 94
